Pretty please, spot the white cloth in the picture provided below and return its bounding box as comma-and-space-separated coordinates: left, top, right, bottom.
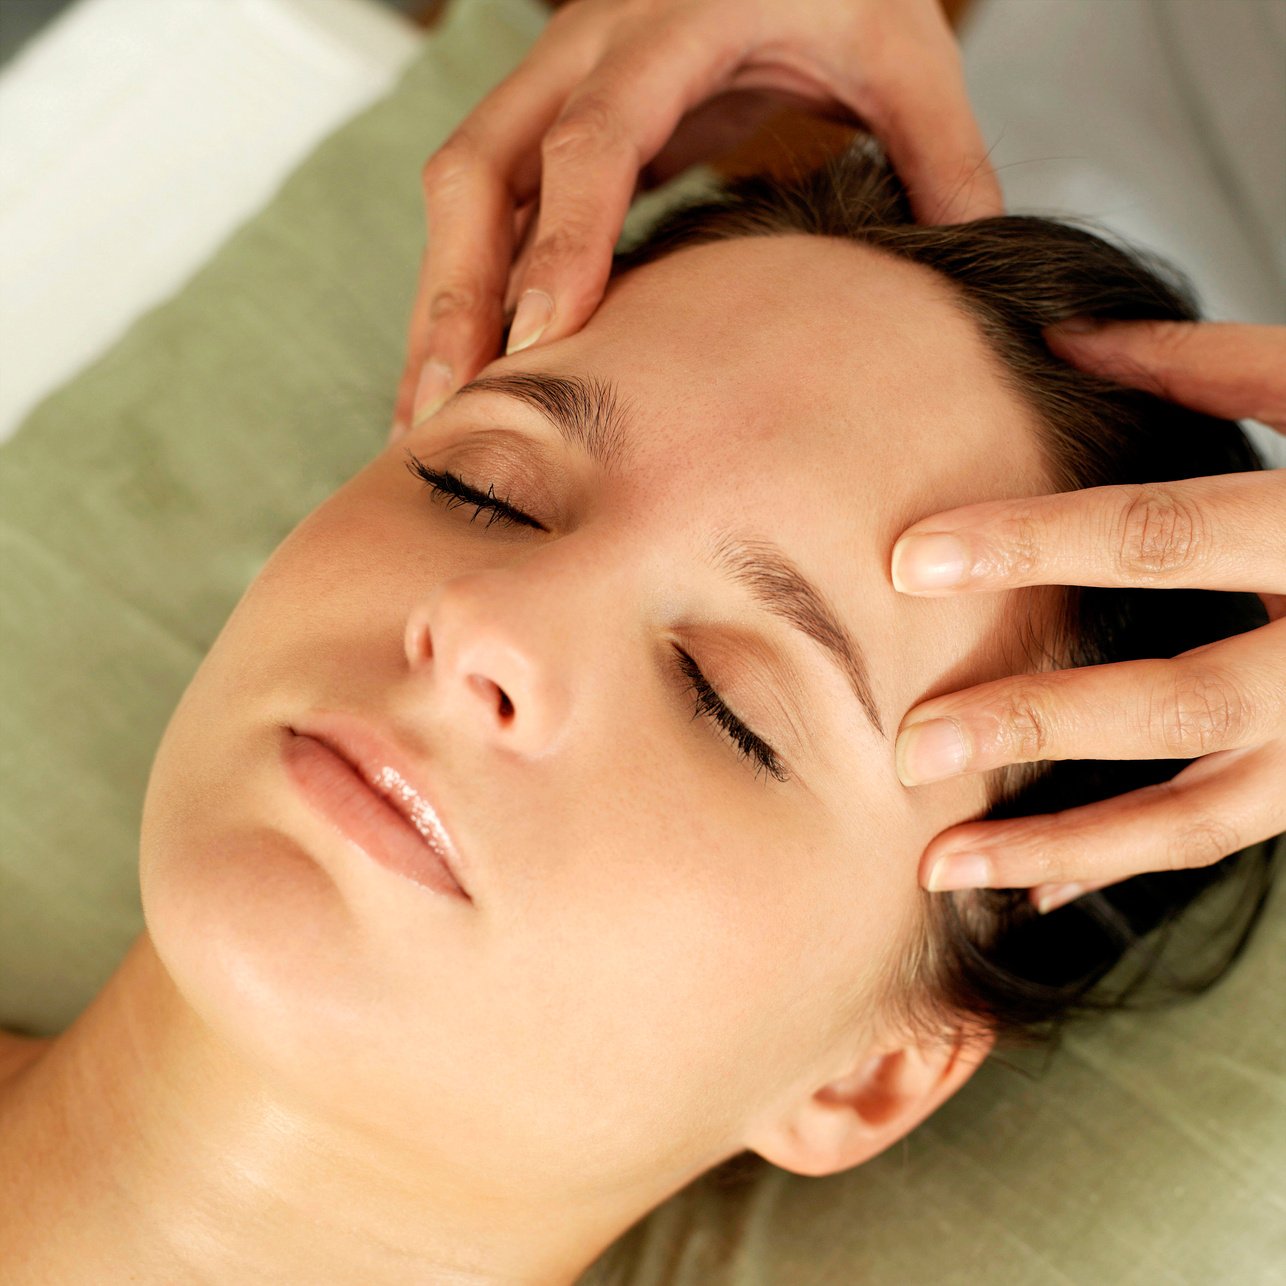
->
0, 0, 423, 443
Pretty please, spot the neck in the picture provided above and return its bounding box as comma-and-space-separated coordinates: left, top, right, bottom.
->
0, 934, 658, 1285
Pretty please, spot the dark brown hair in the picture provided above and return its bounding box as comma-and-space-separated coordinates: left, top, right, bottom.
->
609, 138, 1277, 1064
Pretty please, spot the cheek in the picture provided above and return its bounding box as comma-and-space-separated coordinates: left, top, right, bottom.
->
495, 766, 897, 1157
136, 473, 423, 1114
167, 464, 426, 730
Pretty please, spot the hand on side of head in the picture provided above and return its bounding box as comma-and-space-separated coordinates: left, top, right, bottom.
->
891, 322, 1286, 914
390, 0, 1002, 442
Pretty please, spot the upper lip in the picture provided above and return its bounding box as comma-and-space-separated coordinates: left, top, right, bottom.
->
290, 709, 472, 900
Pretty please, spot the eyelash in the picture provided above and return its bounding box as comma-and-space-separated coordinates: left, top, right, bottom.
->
404, 453, 546, 530
404, 450, 790, 784
671, 647, 790, 784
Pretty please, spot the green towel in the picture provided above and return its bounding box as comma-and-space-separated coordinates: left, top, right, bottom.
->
2, 1, 1282, 1281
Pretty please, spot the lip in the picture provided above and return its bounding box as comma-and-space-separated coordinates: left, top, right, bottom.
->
282, 711, 472, 903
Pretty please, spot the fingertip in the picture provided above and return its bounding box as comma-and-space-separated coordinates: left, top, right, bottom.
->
505, 288, 554, 355
503, 278, 607, 357
1043, 316, 1113, 357
924, 851, 993, 893
1034, 882, 1086, 915
1044, 315, 1165, 355
891, 532, 970, 593
891, 117, 1005, 225
412, 358, 455, 427
1258, 592, 1286, 623
896, 718, 969, 786
930, 171, 1005, 225
1047, 314, 1100, 337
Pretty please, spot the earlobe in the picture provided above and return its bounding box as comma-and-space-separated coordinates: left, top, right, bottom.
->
742, 1027, 995, 1179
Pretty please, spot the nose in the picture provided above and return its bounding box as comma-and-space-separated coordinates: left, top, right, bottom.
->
402, 575, 572, 760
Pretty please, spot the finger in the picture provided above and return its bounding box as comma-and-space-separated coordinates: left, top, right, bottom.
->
502, 199, 541, 317
895, 617, 1286, 783
393, 147, 531, 436
858, 32, 1003, 224
394, 30, 601, 435
396, 107, 558, 432
391, 243, 437, 442
1027, 876, 1114, 916
1044, 321, 1286, 431
505, 11, 747, 356
890, 472, 1286, 596
394, 144, 514, 435
915, 736, 1286, 893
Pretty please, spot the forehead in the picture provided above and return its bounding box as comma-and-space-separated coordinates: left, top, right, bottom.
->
506, 233, 1048, 548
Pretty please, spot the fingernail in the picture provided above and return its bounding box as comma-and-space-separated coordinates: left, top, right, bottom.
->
926, 852, 992, 893
891, 533, 970, 592
506, 289, 553, 355
386, 418, 409, 448
412, 359, 454, 428
896, 718, 969, 786
1037, 882, 1084, 915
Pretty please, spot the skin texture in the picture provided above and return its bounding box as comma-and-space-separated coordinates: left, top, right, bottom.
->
0, 234, 1055, 1285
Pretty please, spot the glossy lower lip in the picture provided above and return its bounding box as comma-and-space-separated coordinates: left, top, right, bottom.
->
282, 730, 470, 902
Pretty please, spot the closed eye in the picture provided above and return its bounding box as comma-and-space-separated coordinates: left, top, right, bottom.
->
672, 646, 789, 784
404, 452, 546, 531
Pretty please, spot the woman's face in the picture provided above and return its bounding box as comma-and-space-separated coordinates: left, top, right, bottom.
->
140, 235, 1049, 1202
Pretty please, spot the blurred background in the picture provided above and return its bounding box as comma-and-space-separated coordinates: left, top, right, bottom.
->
0, 0, 438, 66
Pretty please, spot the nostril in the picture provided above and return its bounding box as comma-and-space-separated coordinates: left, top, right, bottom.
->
466, 673, 514, 720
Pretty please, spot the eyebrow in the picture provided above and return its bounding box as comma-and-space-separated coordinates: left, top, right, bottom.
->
449, 369, 885, 738
710, 532, 885, 737
452, 371, 633, 474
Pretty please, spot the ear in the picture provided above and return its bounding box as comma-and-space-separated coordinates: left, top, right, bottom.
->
741, 1026, 995, 1178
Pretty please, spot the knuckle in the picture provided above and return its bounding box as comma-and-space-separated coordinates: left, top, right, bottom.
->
1166, 813, 1240, 871
1004, 817, 1067, 883
1032, 845, 1066, 884
426, 280, 482, 325
543, 94, 628, 162
990, 828, 1055, 883
1149, 321, 1199, 367
991, 686, 1052, 761
1115, 486, 1207, 580
524, 219, 599, 279
990, 510, 1044, 580
1156, 668, 1252, 755
421, 133, 477, 195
